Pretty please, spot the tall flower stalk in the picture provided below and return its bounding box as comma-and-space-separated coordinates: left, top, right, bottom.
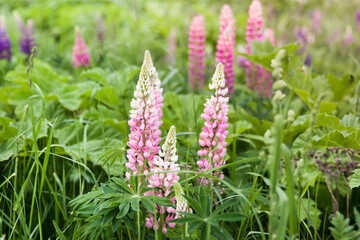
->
216, 4, 235, 94
0, 16, 11, 60
197, 63, 229, 184
13, 11, 35, 55
188, 15, 205, 90
245, 0, 273, 97
126, 50, 163, 179
72, 27, 90, 68
146, 126, 179, 234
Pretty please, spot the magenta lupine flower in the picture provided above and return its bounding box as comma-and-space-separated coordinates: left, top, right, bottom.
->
188, 15, 206, 90
245, 0, 273, 97
13, 12, 35, 55
0, 16, 11, 60
72, 27, 90, 68
146, 126, 179, 234
197, 63, 229, 185
126, 50, 163, 179
356, 10, 360, 32
264, 28, 275, 46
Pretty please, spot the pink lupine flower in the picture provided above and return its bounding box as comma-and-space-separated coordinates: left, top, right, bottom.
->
146, 126, 179, 234
311, 10, 322, 35
216, 25, 235, 94
126, 50, 163, 178
166, 29, 177, 66
264, 28, 275, 46
188, 15, 206, 90
245, 0, 273, 97
219, 4, 235, 36
197, 63, 229, 185
217, 4, 235, 94
72, 27, 90, 68
343, 26, 354, 45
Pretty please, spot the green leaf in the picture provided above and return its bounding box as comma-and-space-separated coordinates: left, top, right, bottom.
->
213, 213, 245, 222
140, 197, 156, 214
53, 220, 66, 240
349, 169, 360, 189
212, 198, 238, 215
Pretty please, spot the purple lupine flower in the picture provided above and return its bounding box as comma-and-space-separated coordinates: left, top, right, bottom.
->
297, 27, 312, 66
13, 12, 35, 55
0, 16, 11, 60
356, 9, 360, 32
96, 15, 105, 48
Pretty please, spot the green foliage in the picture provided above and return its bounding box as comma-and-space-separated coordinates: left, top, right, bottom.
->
329, 212, 360, 240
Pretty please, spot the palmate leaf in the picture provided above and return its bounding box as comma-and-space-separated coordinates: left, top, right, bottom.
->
213, 198, 238, 215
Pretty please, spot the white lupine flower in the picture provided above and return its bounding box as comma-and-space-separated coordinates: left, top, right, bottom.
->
272, 79, 287, 90
209, 63, 225, 90
273, 90, 285, 102
287, 110, 295, 122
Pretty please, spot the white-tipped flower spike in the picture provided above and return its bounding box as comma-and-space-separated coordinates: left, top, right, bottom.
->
173, 181, 192, 218
197, 63, 229, 186
146, 126, 180, 234
126, 50, 163, 177
148, 126, 180, 189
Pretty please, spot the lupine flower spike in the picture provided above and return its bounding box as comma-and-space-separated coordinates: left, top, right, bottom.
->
0, 16, 11, 60
216, 4, 235, 94
188, 15, 205, 90
356, 9, 360, 32
13, 11, 35, 55
264, 28, 275, 46
173, 181, 192, 218
245, 0, 273, 97
96, 15, 105, 49
297, 27, 312, 66
126, 50, 163, 179
312, 10, 322, 35
146, 126, 179, 234
72, 27, 90, 68
197, 63, 229, 185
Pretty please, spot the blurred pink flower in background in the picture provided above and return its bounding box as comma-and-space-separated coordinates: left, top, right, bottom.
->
245, 0, 273, 97
264, 28, 275, 46
217, 4, 235, 94
188, 15, 205, 90
72, 27, 90, 68
311, 10, 322, 34
343, 26, 354, 45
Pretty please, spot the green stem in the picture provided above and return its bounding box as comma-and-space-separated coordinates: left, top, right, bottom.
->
137, 208, 141, 240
